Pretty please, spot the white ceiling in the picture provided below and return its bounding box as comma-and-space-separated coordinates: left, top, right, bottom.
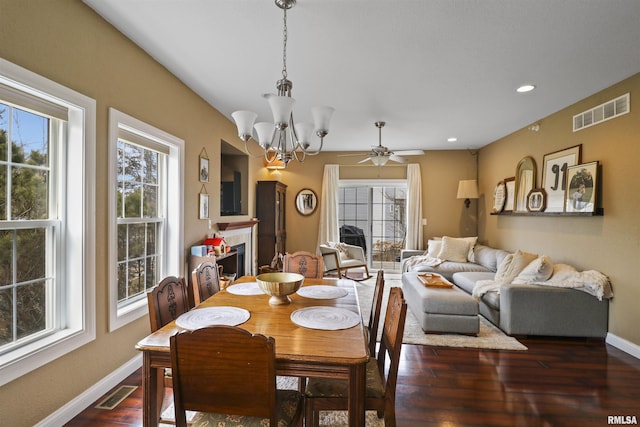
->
83, 0, 640, 152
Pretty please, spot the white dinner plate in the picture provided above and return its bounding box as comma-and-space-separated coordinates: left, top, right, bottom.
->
290, 306, 360, 331
296, 285, 349, 300
175, 306, 250, 330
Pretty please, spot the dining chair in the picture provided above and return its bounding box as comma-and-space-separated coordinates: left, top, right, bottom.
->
367, 270, 385, 356
170, 325, 303, 427
146, 275, 190, 400
147, 276, 190, 332
189, 261, 221, 308
304, 287, 407, 427
283, 251, 324, 279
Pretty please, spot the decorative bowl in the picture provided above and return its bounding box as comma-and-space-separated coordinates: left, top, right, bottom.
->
256, 272, 305, 305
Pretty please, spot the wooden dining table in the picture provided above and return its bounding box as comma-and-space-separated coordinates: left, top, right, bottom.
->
136, 276, 370, 427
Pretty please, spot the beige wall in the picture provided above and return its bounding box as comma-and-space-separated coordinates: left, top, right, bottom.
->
479, 73, 640, 345
1, 1, 637, 425
0, 1, 250, 425
250, 150, 478, 254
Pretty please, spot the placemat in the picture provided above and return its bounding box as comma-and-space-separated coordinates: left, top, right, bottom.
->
296, 285, 349, 300
175, 306, 250, 330
225, 282, 265, 295
290, 306, 360, 330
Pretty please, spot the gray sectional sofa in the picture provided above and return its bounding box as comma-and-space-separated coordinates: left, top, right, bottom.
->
401, 244, 610, 338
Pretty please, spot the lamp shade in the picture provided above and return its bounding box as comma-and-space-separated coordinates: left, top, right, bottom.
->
370, 155, 389, 166
265, 94, 295, 126
457, 180, 479, 199
294, 122, 314, 148
254, 122, 275, 149
311, 105, 335, 134
231, 110, 258, 141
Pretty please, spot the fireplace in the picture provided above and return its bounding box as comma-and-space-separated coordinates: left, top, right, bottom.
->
232, 243, 245, 277
217, 221, 258, 276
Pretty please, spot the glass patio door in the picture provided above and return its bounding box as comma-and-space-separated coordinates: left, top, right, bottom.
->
337, 181, 407, 272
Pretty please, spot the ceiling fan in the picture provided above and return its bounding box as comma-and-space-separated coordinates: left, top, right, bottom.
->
340, 121, 424, 166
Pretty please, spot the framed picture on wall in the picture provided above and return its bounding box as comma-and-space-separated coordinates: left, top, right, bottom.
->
199, 191, 209, 219
542, 145, 582, 212
565, 161, 598, 213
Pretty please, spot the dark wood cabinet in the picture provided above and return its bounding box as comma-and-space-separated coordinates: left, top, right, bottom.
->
256, 181, 287, 268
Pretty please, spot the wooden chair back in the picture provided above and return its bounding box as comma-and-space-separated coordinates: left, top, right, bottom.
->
189, 261, 221, 307
368, 270, 385, 356
375, 286, 408, 419
303, 286, 407, 427
170, 326, 278, 427
146, 276, 189, 332
283, 251, 324, 279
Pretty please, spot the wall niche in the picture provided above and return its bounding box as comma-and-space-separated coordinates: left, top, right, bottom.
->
220, 140, 248, 216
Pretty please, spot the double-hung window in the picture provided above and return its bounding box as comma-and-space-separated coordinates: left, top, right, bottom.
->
0, 58, 96, 386
108, 109, 183, 331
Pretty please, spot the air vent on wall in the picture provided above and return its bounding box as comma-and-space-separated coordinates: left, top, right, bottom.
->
573, 93, 629, 132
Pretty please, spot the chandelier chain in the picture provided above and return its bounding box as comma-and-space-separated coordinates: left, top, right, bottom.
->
282, 7, 288, 79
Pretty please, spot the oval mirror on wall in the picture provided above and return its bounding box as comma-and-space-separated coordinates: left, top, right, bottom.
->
295, 188, 318, 216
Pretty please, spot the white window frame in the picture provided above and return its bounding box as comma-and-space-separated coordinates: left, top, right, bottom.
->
108, 108, 184, 331
0, 58, 96, 386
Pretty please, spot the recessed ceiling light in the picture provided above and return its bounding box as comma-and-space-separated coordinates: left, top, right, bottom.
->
516, 84, 536, 93
447, 137, 457, 142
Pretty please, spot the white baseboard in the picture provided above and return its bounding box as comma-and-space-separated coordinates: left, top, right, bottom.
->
606, 332, 640, 360
34, 354, 142, 427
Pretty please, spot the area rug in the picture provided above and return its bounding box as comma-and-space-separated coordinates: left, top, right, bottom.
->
357, 273, 527, 351
161, 377, 385, 427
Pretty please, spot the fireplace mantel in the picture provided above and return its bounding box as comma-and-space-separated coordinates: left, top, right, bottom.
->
217, 220, 259, 231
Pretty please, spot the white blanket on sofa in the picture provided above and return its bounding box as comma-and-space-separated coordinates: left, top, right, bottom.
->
403, 255, 444, 270
472, 264, 613, 301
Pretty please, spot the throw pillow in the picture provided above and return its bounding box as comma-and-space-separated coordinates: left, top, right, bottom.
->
437, 236, 471, 263
335, 243, 350, 260
513, 255, 554, 284
494, 250, 538, 285
426, 239, 442, 258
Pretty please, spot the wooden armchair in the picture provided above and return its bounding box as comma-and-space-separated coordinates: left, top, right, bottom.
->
319, 242, 371, 280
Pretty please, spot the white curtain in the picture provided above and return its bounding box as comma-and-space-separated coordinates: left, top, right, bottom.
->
316, 164, 340, 251
405, 163, 423, 250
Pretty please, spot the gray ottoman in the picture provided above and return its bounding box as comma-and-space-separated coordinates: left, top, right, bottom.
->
402, 272, 479, 335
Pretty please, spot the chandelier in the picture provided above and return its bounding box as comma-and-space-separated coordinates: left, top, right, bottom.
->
231, 0, 334, 168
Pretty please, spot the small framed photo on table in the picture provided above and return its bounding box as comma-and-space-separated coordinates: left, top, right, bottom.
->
565, 161, 598, 213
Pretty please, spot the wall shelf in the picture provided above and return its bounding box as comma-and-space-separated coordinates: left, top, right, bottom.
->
217, 220, 259, 231
491, 208, 603, 217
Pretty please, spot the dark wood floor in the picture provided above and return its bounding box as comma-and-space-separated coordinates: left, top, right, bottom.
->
66, 337, 640, 427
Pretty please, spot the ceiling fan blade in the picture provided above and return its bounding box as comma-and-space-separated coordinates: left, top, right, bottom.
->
357, 157, 372, 164
392, 149, 424, 156
337, 153, 371, 157
389, 155, 408, 163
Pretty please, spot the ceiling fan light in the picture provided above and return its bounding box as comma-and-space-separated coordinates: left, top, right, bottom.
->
311, 105, 335, 135
265, 94, 295, 127
370, 156, 389, 166
231, 110, 258, 141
